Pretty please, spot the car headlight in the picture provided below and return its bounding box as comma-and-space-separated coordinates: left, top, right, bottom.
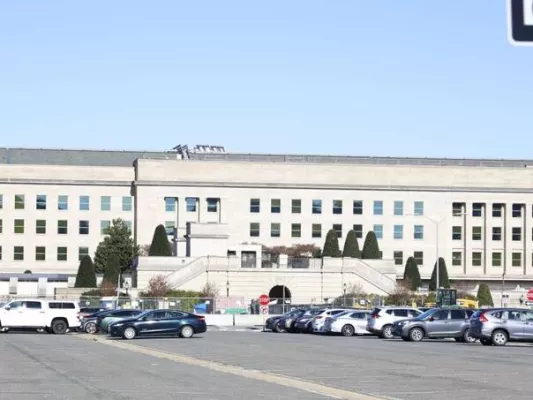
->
397, 321, 405, 326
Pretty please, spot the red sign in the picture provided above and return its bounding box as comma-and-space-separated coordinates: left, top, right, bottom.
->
527, 289, 533, 301
258, 294, 270, 306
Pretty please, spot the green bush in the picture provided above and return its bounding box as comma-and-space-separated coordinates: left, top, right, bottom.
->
103, 253, 121, 285
403, 256, 421, 291
361, 231, 381, 259
428, 257, 450, 291
322, 229, 341, 257
75, 256, 97, 288
149, 224, 173, 256
477, 284, 494, 307
342, 230, 361, 258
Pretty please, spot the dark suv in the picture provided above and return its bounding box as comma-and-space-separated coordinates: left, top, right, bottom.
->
392, 307, 477, 342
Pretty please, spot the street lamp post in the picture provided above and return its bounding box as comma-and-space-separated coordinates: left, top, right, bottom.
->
124, 281, 130, 296
343, 283, 347, 307
501, 270, 506, 307
226, 280, 230, 298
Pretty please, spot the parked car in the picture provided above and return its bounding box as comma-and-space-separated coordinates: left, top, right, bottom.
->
324, 310, 371, 336
96, 309, 143, 333
267, 309, 304, 333
278, 309, 307, 333
367, 307, 423, 339
392, 307, 476, 342
470, 308, 533, 346
79, 307, 105, 319
79, 309, 124, 334
107, 309, 207, 340
0, 299, 80, 334
311, 308, 353, 333
294, 308, 323, 333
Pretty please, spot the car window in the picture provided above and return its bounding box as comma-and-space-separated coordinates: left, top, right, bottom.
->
385, 309, 393, 315
114, 310, 136, 317
490, 311, 503, 319
524, 311, 533, 322
507, 310, 523, 320
408, 310, 420, 317
394, 309, 408, 317
432, 310, 449, 320
330, 310, 345, 316
7, 301, 23, 310
450, 310, 465, 320
24, 301, 42, 309
465, 310, 474, 318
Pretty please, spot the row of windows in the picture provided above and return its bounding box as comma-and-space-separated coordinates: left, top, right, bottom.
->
450, 251, 528, 268
165, 197, 219, 213
246, 222, 425, 240
0, 246, 89, 262
247, 199, 425, 216
453, 202, 533, 218
0, 194, 133, 212
452, 226, 533, 241
0, 219, 131, 235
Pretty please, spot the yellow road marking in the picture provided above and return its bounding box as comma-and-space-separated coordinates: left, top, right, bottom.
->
76, 334, 391, 400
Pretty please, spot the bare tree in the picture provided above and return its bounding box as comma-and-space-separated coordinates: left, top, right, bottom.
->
200, 281, 220, 297
144, 274, 170, 297
347, 282, 366, 298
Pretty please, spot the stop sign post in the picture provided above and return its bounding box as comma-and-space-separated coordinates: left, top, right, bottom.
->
259, 294, 270, 331
527, 289, 533, 301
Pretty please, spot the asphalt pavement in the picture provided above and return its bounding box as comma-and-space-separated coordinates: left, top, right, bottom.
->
1, 330, 531, 400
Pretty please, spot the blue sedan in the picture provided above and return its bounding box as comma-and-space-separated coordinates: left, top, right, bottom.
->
107, 309, 207, 340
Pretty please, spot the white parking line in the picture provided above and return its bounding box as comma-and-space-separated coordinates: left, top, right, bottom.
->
76, 334, 395, 400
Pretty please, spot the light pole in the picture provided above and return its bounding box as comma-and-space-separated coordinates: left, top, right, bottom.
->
226, 280, 230, 298
501, 269, 506, 307
124, 280, 130, 296
343, 283, 347, 307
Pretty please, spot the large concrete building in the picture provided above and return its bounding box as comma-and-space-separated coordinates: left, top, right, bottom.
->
1, 145, 533, 301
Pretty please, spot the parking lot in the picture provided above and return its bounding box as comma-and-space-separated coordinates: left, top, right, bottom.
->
1, 330, 531, 400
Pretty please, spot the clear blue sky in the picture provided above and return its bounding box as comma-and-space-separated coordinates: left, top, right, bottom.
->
0, 0, 531, 158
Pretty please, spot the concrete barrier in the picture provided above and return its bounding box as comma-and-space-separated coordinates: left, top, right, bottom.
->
204, 314, 281, 327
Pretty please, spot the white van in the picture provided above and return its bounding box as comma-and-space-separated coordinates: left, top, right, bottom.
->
0, 299, 81, 334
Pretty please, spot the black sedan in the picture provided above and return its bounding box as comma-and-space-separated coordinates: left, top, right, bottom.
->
107, 309, 207, 340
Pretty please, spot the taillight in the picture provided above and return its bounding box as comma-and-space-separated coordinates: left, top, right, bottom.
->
195, 315, 205, 320
479, 313, 488, 323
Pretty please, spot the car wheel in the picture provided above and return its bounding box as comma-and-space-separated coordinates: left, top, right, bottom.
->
273, 322, 283, 333
341, 324, 355, 337
122, 327, 137, 340
51, 319, 68, 335
480, 338, 492, 346
180, 325, 194, 338
409, 327, 424, 342
381, 325, 393, 339
491, 330, 508, 346
85, 322, 98, 334
463, 328, 477, 343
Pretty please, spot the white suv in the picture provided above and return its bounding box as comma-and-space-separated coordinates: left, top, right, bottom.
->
0, 299, 81, 334
311, 308, 353, 333
366, 307, 422, 339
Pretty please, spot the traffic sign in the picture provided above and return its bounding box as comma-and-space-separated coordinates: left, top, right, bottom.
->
258, 294, 270, 306
260, 305, 269, 315
527, 289, 533, 301
508, 0, 533, 45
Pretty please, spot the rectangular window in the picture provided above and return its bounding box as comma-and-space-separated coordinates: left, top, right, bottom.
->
207, 198, 218, 212
333, 224, 342, 238
353, 200, 363, 215
79, 247, 89, 261
124, 220, 132, 232
512, 252, 522, 267
472, 252, 482, 267
79, 220, 90, 235
414, 225, 424, 240
332, 200, 343, 215
414, 251, 424, 266
472, 226, 482, 241
35, 246, 46, 261
14, 219, 24, 234
57, 247, 67, 261
36, 220, 46, 234
270, 223, 281, 237
452, 226, 462, 240
100, 196, 111, 211
452, 251, 462, 266
250, 199, 260, 213
373, 224, 383, 239
165, 197, 176, 212
353, 224, 363, 238
186, 197, 197, 212
393, 201, 404, 216
14, 246, 24, 261
250, 223, 260, 237
393, 225, 403, 240
492, 203, 503, 217
291, 199, 301, 214
512, 227, 522, 241
270, 199, 281, 213
312, 200, 322, 214
122, 196, 132, 211
0, 194, 3, 209
57, 220, 68, 235
492, 252, 502, 267
57, 195, 68, 210
79, 196, 90, 211
0, 219, 2, 234
0, 246, 2, 260
512, 204, 522, 218
373, 201, 383, 216
291, 223, 301, 238
15, 194, 25, 210
100, 220, 111, 235
472, 203, 483, 217
393, 251, 403, 266
414, 201, 424, 216
452, 202, 463, 216
164, 221, 175, 235
312, 224, 322, 238
36, 194, 47, 210
492, 227, 502, 241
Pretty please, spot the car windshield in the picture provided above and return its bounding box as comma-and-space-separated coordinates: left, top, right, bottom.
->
304, 309, 323, 316
415, 309, 436, 320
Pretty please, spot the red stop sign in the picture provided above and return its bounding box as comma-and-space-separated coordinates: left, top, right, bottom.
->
527, 289, 533, 301
258, 294, 270, 306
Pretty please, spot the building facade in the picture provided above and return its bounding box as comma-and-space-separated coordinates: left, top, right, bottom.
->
2, 145, 533, 298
